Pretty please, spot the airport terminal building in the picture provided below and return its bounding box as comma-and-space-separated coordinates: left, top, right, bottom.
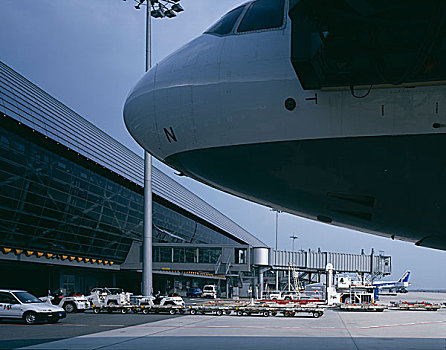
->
0, 61, 268, 296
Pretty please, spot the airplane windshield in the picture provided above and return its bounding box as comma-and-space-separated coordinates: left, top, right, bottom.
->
205, 5, 246, 36
237, 0, 285, 33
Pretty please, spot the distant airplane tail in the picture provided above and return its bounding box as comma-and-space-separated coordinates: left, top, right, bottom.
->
398, 271, 411, 283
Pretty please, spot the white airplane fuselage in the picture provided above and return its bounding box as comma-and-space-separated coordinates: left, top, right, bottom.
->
124, 0, 446, 250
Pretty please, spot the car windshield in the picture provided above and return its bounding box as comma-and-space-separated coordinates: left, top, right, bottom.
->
14, 291, 43, 303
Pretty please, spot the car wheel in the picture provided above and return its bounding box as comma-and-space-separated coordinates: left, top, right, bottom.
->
64, 302, 76, 313
190, 309, 197, 315
93, 308, 101, 314
169, 309, 177, 315
216, 309, 223, 316
262, 311, 269, 317
24, 312, 37, 325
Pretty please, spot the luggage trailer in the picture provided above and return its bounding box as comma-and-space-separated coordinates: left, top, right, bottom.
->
388, 301, 441, 311
334, 303, 387, 312
234, 304, 324, 318
188, 300, 324, 318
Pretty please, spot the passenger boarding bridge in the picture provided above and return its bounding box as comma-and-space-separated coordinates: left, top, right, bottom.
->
138, 243, 391, 297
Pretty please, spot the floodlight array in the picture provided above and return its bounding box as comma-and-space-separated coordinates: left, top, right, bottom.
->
132, 0, 184, 18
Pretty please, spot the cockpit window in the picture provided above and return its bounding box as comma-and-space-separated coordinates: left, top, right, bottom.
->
237, 0, 285, 33
205, 5, 246, 36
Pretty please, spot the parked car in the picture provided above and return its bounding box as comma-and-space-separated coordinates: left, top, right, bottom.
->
0, 289, 66, 324
202, 285, 218, 299
186, 288, 202, 298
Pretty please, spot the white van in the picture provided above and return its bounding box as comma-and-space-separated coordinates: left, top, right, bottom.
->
202, 285, 218, 299
0, 289, 66, 324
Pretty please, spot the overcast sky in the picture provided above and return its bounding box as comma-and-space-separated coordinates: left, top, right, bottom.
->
1, 0, 445, 289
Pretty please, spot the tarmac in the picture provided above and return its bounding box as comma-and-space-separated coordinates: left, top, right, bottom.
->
20, 292, 446, 350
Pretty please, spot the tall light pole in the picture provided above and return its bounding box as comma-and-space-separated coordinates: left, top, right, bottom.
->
290, 235, 298, 252
271, 209, 281, 291
130, 0, 184, 297
271, 209, 281, 250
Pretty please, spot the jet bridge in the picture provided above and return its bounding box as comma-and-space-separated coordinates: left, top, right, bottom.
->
272, 248, 390, 274
269, 248, 391, 289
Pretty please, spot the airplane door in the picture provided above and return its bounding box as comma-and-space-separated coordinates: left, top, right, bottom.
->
0, 292, 22, 318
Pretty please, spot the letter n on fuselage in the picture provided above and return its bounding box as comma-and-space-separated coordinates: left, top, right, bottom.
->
164, 127, 177, 143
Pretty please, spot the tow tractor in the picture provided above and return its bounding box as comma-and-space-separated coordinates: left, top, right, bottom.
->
88, 287, 133, 313
40, 289, 90, 313
90, 291, 186, 314
140, 293, 186, 315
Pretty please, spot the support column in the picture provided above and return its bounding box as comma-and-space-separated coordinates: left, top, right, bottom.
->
275, 269, 279, 291
142, 3, 153, 297
259, 270, 264, 299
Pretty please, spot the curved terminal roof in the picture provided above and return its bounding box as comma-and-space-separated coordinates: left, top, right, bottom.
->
0, 60, 267, 248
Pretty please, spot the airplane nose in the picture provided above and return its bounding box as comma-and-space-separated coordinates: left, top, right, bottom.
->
123, 66, 160, 157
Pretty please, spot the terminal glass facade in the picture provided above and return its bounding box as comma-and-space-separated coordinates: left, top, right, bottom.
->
0, 120, 238, 264
153, 246, 222, 264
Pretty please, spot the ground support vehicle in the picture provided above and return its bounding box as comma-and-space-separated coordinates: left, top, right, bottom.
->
91, 303, 186, 315
261, 298, 325, 306
88, 288, 132, 308
388, 301, 441, 311
141, 304, 186, 315
91, 304, 136, 314
150, 293, 185, 307
40, 289, 90, 313
334, 303, 386, 312
235, 304, 324, 318
189, 299, 250, 315
0, 290, 66, 324
189, 304, 233, 316
278, 306, 324, 318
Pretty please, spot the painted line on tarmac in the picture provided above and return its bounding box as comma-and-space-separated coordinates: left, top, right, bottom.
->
116, 320, 446, 331
2, 320, 445, 331
0, 323, 127, 328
